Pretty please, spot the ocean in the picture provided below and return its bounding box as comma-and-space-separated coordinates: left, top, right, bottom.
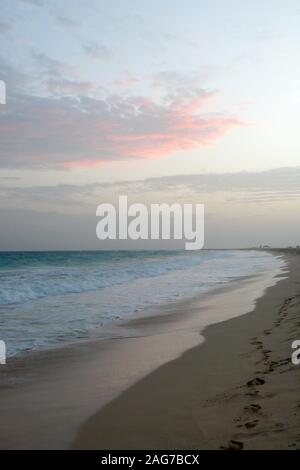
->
0, 250, 284, 357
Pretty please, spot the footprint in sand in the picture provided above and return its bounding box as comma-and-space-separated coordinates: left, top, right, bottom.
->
244, 403, 262, 414
264, 329, 272, 335
235, 403, 262, 428
244, 419, 259, 429
221, 440, 244, 451
250, 338, 263, 346
245, 377, 265, 396
246, 377, 265, 387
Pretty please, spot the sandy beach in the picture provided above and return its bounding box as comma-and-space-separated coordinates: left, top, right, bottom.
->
0, 251, 299, 449
74, 251, 300, 450
74, 255, 300, 449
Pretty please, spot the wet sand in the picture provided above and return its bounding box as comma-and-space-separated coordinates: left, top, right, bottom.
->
0, 252, 297, 449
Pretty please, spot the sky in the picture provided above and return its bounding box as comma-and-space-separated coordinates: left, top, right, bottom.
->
0, 0, 299, 249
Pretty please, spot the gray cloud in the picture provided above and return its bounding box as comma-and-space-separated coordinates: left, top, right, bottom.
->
1, 168, 300, 250
153, 70, 210, 91
19, 0, 45, 7
1, 167, 300, 209
0, 21, 13, 34
55, 15, 78, 30
0, 59, 30, 93
1, 176, 21, 181
83, 42, 113, 62
46, 78, 97, 96
31, 51, 74, 77
137, 167, 300, 196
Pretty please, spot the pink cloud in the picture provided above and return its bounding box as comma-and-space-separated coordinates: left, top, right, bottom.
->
0, 90, 242, 168
47, 79, 96, 95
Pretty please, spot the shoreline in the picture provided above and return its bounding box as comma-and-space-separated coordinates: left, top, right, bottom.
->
0, 253, 291, 449
74, 252, 300, 450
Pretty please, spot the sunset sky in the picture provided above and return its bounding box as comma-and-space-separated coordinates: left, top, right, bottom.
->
0, 0, 300, 249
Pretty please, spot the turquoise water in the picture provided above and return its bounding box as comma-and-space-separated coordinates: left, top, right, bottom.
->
0, 250, 282, 357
